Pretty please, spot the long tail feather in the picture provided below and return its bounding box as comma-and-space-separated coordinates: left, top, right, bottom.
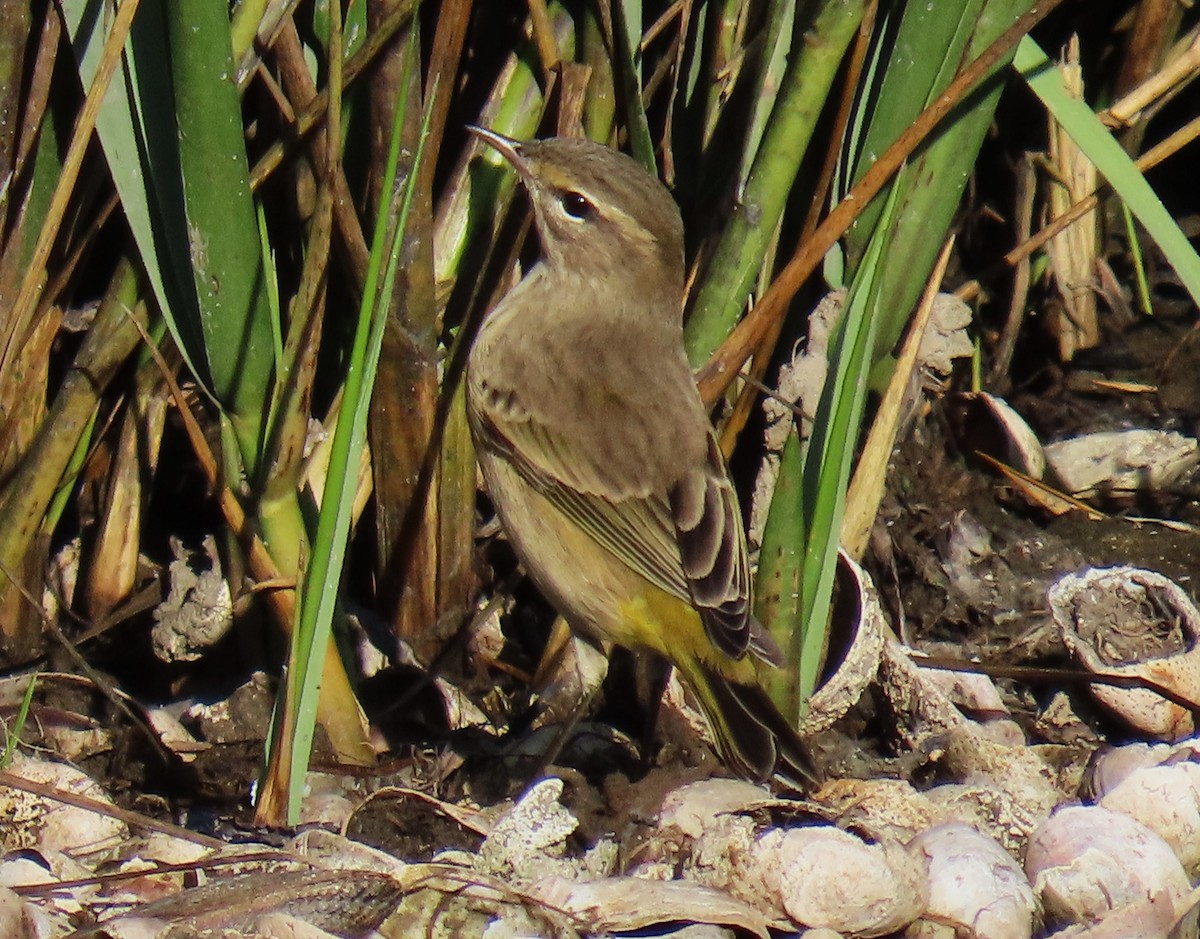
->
682, 661, 821, 789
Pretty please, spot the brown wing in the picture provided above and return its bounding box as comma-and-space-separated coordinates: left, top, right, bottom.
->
668, 430, 756, 659
472, 379, 758, 662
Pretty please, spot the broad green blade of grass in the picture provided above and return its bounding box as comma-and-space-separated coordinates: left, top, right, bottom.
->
843, 0, 989, 244
68, 0, 278, 475
61, 0, 208, 388
1014, 36, 1200, 309
757, 189, 894, 714
65, 0, 277, 475
756, 1, 1035, 709
684, 0, 866, 366
68, 0, 371, 769
755, 431, 807, 709
165, 0, 275, 474
843, 0, 1037, 359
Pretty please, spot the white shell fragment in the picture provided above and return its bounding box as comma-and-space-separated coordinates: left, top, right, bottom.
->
657, 778, 778, 839
913, 662, 1009, 720
752, 826, 928, 936
477, 777, 580, 880
1044, 429, 1199, 496
1091, 742, 1200, 875
955, 392, 1046, 479
1049, 567, 1200, 739
802, 552, 886, 734
1025, 805, 1192, 935
1081, 741, 1171, 797
906, 823, 1035, 939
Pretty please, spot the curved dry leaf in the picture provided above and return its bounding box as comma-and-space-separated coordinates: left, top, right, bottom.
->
531, 874, 773, 938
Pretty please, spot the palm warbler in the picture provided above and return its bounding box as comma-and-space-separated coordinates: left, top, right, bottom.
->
465, 128, 816, 787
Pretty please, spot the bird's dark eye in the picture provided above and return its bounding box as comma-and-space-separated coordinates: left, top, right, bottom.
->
560, 190, 594, 220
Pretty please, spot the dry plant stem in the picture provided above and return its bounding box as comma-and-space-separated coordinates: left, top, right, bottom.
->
86, 405, 141, 618
558, 62, 596, 136
718, 299, 771, 455
13, 851, 315, 898
842, 237, 955, 560
916, 655, 1200, 718
5, 0, 141, 389
696, 0, 1071, 406
1112, 1, 1192, 108
0, 770, 227, 852
0, 259, 145, 654
641, 0, 684, 50
424, 0, 475, 160
972, 451, 1103, 518
987, 157, 1036, 388
274, 21, 370, 289
42, 195, 119, 313
76, 579, 164, 642
800, 0, 877, 242
1109, 28, 1200, 126
9, 12, 58, 190
249, 0, 417, 191
641, 33, 681, 107
1140, 110, 1200, 169
326, 5, 343, 240
255, 65, 299, 123
0, 324, 54, 469
273, 182, 333, 485
1044, 38, 1099, 360
957, 108, 1200, 305
364, 7, 447, 643
659, 0, 691, 175
526, 0, 562, 75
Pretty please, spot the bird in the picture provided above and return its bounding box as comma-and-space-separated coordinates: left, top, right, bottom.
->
464, 127, 817, 788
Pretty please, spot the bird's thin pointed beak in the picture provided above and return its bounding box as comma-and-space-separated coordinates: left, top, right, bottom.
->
467, 125, 532, 178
